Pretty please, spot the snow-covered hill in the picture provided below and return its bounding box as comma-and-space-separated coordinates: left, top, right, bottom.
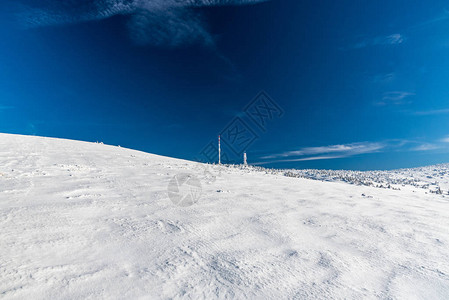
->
282, 165, 449, 195
1, 133, 449, 299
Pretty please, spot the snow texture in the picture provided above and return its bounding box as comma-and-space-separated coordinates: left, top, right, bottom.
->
1, 133, 449, 299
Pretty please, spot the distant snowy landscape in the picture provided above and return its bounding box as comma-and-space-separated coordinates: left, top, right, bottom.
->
1, 133, 449, 299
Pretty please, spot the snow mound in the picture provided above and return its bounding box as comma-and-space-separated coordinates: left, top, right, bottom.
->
1, 133, 449, 299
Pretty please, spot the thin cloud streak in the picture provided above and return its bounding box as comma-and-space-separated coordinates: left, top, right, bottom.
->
411, 144, 441, 151
375, 91, 415, 106
342, 33, 405, 50
253, 155, 349, 165
413, 108, 449, 116
15, 0, 269, 46
261, 142, 385, 160
410, 9, 449, 30
440, 136, 449, 143
256, 138, 447, 166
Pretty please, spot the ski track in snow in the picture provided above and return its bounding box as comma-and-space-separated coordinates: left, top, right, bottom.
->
0, 133, 448, 299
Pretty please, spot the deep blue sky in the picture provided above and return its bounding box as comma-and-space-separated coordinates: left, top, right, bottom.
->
1, 0, 449, 170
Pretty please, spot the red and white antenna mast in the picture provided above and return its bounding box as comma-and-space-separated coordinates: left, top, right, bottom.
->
218, 135, 221, 165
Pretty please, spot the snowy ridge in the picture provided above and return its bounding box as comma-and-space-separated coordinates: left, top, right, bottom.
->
1, 133, 449, 299
220, 164, 449, 196
283, 165, 449, 195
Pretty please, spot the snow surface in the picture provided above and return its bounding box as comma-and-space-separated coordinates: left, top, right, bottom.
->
1, 133, 449, 299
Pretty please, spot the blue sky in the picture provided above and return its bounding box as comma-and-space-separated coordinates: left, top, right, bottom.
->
1, 0, 449, 170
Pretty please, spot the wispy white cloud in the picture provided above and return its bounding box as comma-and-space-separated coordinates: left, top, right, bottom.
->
15, 0, 268, 46
410, 9, 449, 30
375, 91, 415, 106
408, 137, 449, 152
261, 142, 385, 161
413, 108, 449, 116
440, 136, 449, 143
383, 34, 405, 45
256, 138, 447, 165
252, 155, 348, 165
343, 33, 405, 50
372, 72, 396, 84
411, 143, 441, 151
